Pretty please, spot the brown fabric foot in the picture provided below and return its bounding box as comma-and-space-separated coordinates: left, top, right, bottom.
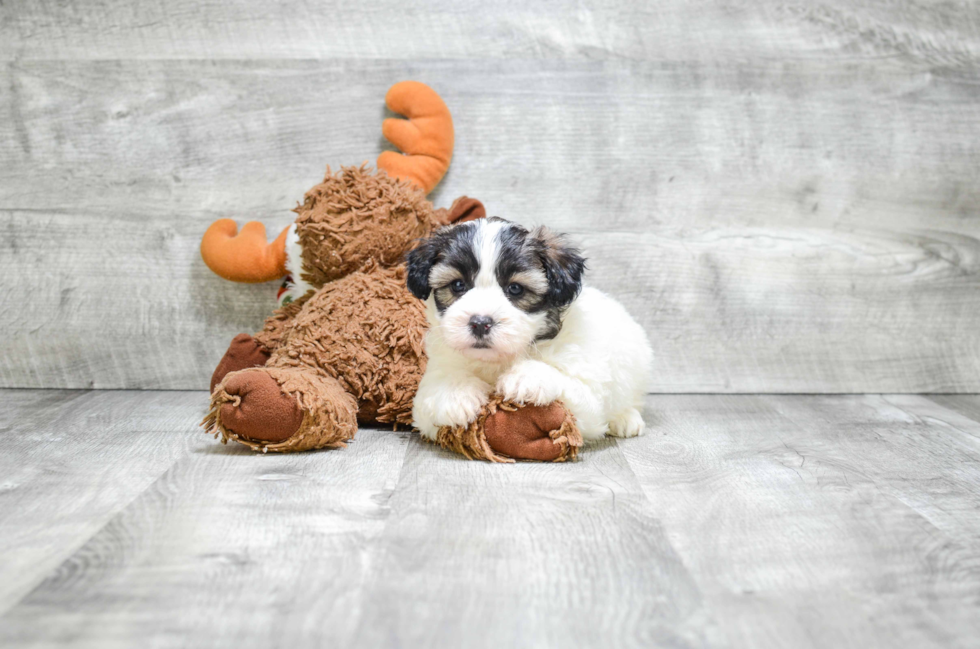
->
213, 370, 304, 444
203, 367, 359, 453
484, 402, 570, 461
436, 395, 583, 463
210, 333, 271, 393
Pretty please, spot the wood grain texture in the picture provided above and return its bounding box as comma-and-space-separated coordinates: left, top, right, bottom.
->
0, 390, 200, 614
2, 3, 980, 391
2, 0, 979, 65
0, 392, 413, 648
622, 394, 980, 649
926, 395, 980, 436
345, 438, 717, 648
2, 58, 979, 391
2, 390, 980, 647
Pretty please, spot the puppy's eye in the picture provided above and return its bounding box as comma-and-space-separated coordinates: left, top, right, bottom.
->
450, 279, 467, 294
506, 283, 524, 297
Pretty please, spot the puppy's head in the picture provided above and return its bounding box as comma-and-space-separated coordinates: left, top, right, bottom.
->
406, 217, 586, 362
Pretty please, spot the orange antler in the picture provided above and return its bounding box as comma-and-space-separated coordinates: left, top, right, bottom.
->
377, 81, 454, 194
200, 219, 289, 283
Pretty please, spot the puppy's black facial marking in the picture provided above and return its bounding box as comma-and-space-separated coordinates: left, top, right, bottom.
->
528, 226, 586, 340
493, 222, 543, 310
405, 240, 438, 300
530, 226, 586, 309
537, 307, 564, 341
432, 278, 471, 313
406, 222, 480, 311
489, 221, 586, 341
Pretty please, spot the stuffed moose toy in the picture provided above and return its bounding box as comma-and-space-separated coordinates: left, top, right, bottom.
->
200, 81, 582, 462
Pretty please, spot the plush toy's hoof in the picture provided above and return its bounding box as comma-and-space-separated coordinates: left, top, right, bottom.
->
484, 402, 570, 462
436, 395, 583, 463
214, 370, 304, 444
203, 367, 360, 453
210, 333, 271, 393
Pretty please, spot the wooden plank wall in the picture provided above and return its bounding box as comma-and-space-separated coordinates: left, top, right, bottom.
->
1, 1, 979, 391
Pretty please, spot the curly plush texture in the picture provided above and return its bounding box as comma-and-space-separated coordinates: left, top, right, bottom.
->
263, 262, 427, 426
294, 166, 441, 287
254, 298, 308, 353
202, 169, 473, 455
435, 395, 583, 463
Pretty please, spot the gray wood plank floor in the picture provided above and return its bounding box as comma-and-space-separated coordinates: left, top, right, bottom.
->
2, 390, 979, 648
3, 2, 980, 392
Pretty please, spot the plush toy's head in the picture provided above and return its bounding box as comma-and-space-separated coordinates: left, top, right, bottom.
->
285, 165, 436, 290
199, 81, 457, 288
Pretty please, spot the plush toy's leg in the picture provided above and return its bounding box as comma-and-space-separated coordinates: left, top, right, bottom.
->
203, 366, 358, 453
210, 334, 272, 393
436, 395, 582, 463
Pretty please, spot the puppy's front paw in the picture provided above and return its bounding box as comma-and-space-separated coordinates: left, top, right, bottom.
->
496, 363, 563, 406
434, 382, 490, 428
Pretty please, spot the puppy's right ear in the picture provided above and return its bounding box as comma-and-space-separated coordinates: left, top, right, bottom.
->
406, 237, 439, 300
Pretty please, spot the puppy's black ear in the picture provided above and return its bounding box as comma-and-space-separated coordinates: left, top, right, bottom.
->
532, 227, 587, 308
405, 237, 439, 300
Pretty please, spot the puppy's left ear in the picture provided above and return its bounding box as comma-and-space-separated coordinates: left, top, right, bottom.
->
405, 237, 440, 300
532, 227, 587, 308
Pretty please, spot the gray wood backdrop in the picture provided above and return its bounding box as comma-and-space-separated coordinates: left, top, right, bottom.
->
1, 1, 979, 392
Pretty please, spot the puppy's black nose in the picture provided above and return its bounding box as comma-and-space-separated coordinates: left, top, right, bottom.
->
468, 315, 495, 338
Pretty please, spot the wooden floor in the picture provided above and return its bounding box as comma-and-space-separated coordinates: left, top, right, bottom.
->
1, 391, 978, 648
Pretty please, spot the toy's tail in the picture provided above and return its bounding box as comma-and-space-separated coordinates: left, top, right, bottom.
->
200, 81, 453, 283
377, 81, 454, 195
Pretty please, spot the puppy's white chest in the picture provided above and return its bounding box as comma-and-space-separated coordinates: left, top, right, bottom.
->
469, 357, 523, 387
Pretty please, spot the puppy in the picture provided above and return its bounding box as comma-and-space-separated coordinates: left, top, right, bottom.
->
406, 217, 652, 443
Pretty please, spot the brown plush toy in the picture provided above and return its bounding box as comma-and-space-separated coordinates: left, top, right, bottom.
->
200, 82, 582, 462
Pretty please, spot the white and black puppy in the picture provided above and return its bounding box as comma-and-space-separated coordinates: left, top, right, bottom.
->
407, 217, 652, 442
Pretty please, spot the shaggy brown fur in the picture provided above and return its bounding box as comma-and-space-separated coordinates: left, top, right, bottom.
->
202, 168, 433, 452
253, 299, 307, 353
294, 166, 442, 287
204, 263, 425, 450
267, 261, 426, 426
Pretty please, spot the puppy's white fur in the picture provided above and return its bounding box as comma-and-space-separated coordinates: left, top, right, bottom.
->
412, 219, 652, 442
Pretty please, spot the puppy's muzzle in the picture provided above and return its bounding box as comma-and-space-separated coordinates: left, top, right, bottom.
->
468, 315, 495, 339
